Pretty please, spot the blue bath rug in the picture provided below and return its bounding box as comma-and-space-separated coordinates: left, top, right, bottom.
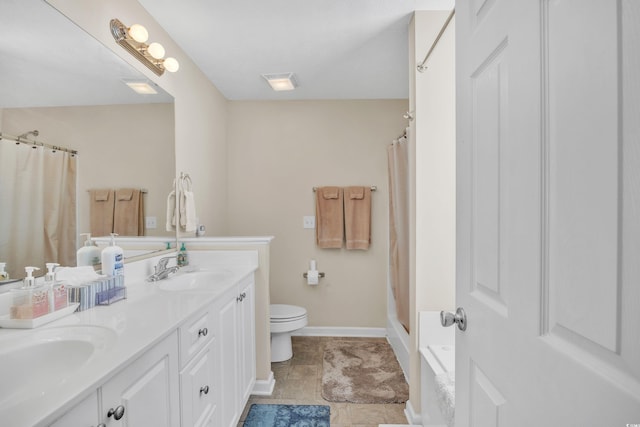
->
243, 404, 330, 427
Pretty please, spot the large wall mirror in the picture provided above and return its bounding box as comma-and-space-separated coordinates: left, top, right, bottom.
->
0, 0, 176, 280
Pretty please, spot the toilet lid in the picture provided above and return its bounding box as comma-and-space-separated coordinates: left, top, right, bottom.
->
270, 304, 307, 320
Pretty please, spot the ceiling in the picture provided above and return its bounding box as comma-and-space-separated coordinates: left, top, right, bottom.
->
0, 0, 172, 109
0, 0, 452, 108
137, 0, 453, 100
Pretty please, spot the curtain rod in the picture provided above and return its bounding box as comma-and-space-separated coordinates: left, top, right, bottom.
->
417, 8, 455, 73
0, 132, 79, 156
313, 186, 377, 192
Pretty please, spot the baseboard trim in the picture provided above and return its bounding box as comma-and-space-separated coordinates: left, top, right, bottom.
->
292, 326, 387, 337
251, 371, 275, 396
404, 399, 422, 425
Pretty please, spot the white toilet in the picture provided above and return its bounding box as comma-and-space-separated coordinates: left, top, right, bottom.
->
270, 304, 308, 362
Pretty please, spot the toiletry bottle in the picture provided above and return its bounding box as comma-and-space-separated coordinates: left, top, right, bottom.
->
77, 233, 101, 267
44, 263, 60, 312
177, 243, 189, 267
0, 262, 8, 281
101, 233, 124, 287
23, 266, 40, 288
10, 266, 48, 319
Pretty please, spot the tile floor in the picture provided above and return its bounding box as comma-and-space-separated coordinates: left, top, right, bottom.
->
239, 336, 409, 426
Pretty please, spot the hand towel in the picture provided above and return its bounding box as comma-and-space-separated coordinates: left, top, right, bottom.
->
89, 189, 114, 237
344, 186, 372, 250
179, 175, 197, 233
113, 188, 143, 236
315, 186, 344, 248
166, 187, 176, 231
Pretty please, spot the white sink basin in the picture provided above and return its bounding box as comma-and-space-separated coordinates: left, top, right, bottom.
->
158, 269, 233, 292
0, 325, 117, 411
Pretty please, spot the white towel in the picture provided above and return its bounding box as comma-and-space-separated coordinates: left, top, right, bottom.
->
166, 188, 176, 231
178, 175, 197, 233
435, 371, 455, 427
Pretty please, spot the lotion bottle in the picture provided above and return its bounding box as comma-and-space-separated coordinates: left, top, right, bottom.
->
101, 233, 124, 278
44, 263, 60, 312
77, 233, 101, 267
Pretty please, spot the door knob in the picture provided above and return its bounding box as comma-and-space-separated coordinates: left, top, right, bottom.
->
440, 307, 467, 331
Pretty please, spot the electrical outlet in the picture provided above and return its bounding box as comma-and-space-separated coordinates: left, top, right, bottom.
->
303, 216, 315, 229
145, 216, 157, 229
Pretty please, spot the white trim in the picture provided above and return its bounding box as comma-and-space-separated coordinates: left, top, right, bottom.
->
387, 314, 411, 380
404, 399, 423, 425
292, 326, 386, 337
251, 371, 275, 396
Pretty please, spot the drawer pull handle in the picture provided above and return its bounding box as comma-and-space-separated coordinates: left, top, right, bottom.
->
200, 385, 210, 395
198, 327, 208, 337
107, 405, 125, 420
237, 292, 247, 302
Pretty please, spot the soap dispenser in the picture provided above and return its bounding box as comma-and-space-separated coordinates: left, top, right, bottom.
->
77, 233, 101, 267
101, 233, 124, 287
0, 262, 8, 281
23, 266, 39, 288
10, 266, 49, 320
44, 263, 60, 283
44, 263, 67, 312
177, 243, 189, 267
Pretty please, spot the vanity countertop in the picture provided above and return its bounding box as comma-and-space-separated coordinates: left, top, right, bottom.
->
0, 257, 257, 427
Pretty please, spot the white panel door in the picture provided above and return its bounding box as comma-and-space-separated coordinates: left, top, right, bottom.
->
456, 0, 640, 425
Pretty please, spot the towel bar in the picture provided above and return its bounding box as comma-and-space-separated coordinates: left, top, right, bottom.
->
313, 186, 376, 192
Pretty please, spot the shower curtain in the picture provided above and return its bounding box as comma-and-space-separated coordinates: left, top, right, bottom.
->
388, 131, 410, 333
0, 142, 77, 279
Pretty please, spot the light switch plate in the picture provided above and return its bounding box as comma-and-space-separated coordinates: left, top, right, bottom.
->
303, 216, 315, 229
145, 216, 157, 229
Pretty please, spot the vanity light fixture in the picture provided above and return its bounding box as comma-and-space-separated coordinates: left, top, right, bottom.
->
110, 19, 179, 76
261, 73, 298, 91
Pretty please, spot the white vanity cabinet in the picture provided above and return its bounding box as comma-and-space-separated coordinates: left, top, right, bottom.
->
100, 330, 180, 427
179, 306, 218, 427
48, 331, 179, 427
44, 271, 256, 427
218, 274, 256, 427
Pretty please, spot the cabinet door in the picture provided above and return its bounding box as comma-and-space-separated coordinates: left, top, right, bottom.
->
101, 331, 179, 427
48, 392, 99, 427
217, 286, 239, 427
237, 278, 255, 404
181, 343, 218, 427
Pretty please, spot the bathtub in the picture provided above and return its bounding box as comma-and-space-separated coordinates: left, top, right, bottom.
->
419, 311, 455, 427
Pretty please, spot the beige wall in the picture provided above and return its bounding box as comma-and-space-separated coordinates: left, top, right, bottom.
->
48, 0, 229, 235
226, 100, 408, 328
407, 11, 456, 415
2, 104, 175, 240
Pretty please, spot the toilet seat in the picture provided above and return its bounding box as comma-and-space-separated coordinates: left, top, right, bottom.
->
270, 304, 306, 321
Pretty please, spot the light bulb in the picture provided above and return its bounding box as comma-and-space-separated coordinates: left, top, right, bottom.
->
163, 57, 180, 72
147, 42, 165, 59
128, 24, 148, 43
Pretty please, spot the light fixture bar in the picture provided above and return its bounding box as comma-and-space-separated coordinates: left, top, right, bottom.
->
110, 18, 171, 76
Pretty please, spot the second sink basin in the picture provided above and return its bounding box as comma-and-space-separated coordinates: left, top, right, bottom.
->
158, 269, 234, 292
0, 325, 117, 412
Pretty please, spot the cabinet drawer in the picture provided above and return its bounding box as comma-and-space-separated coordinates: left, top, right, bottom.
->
179, 308, 214, 366
180, 344, 218, 427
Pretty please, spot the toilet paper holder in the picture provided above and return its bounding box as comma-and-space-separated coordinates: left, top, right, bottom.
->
303, 272, 325, 278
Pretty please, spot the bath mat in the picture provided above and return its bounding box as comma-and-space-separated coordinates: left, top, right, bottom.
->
243, 404, 330, 427
322, 339, 409, 404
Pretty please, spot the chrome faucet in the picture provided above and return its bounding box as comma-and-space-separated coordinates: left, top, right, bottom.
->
147, 256, 180, 282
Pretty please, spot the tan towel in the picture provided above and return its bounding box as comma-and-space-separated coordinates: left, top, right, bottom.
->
344, 186, 372, 250
113, 188, 144, 236
89, 189, 114, 237
316, 186, 344, 248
